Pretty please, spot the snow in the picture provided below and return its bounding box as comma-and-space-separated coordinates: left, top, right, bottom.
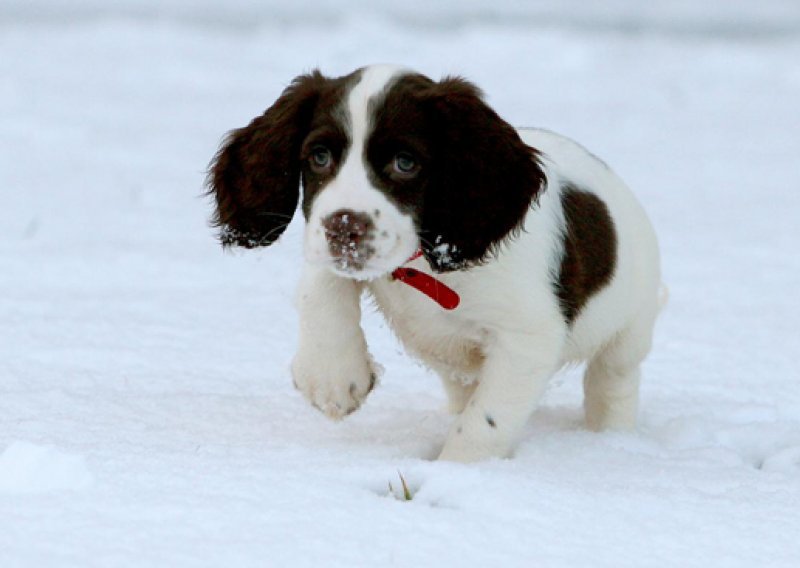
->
1, 1, 799, 566
0, 442, 93, 494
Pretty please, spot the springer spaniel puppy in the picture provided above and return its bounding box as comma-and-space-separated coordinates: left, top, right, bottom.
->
208, 65, 662, 462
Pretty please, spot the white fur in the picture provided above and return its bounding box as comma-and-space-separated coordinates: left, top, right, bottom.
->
303, 65, 418, 280
292, 67, 662, 462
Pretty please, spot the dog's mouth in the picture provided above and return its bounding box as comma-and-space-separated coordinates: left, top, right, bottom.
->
328, 240, 377, 273
309, 233, 418, 281
323, 237, 414, 280
305, 208, 419, 280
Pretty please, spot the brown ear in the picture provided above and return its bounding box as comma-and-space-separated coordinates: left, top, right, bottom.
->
419, 77, 546, 271
207, 72, 326, 248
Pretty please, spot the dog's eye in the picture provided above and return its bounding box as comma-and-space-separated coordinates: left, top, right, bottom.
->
309, 146, 333, 173
392, 152, 419, 177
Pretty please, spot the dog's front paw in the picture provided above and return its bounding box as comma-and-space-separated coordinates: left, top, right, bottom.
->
437, 408, 514, 462
291, 349, 379, 420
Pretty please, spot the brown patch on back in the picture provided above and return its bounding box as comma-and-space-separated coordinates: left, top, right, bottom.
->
556, 185, 617, 324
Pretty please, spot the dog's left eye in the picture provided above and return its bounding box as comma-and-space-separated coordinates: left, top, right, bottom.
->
391, 152, 420, 177
309, 145, 333, 173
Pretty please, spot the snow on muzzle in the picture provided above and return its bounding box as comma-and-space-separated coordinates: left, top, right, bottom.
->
321, 209, 376, 272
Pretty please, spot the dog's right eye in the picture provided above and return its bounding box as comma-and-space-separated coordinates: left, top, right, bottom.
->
309, 146, 333, 173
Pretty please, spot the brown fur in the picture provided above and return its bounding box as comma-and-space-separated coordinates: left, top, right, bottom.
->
208, 68, 546, 272
368, 75, 547, 272
556, 185, 617, 324
207, 71, 358, 247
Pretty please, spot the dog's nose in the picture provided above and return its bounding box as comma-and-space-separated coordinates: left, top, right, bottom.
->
322, 209, 373, 244
321, 209, 375, 271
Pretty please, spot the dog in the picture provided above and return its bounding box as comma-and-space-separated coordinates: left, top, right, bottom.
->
208, 64, 662, 462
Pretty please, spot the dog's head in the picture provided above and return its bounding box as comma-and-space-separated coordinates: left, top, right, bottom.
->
208, 65, 545, 277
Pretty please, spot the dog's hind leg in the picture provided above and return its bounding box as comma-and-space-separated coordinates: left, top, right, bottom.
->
583, 307, 657, 431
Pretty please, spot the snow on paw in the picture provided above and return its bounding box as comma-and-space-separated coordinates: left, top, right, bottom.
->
291, 351, 380, 420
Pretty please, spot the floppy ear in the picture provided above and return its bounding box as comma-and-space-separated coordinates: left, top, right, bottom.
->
207, 72, 326, 248
420, 77, 546, 271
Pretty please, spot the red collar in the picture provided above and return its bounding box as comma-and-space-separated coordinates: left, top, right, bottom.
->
390, 250, 460, 310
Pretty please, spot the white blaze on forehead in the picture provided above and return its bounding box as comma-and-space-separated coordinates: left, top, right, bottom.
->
328, 65, 407, 196
303, 65, 418, 278
344, 64, 408, 148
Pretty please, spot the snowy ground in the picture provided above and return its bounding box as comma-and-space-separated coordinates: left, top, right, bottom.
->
2, 1, 800, 566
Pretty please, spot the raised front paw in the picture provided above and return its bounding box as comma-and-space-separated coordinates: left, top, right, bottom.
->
291, 350, 379, 420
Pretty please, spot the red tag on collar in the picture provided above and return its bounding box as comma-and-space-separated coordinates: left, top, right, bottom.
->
390, 251, 460, 310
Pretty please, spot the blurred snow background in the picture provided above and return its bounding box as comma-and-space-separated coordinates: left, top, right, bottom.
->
1, 1, 799, 566
5, 0, 800, 36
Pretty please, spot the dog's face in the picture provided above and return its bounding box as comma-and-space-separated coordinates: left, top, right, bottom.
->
208, 65, 545, 277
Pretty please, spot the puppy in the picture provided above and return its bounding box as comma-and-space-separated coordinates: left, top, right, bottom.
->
208, 65, 662, 462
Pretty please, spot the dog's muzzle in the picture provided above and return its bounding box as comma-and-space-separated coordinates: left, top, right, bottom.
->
322, 209, 376, 272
